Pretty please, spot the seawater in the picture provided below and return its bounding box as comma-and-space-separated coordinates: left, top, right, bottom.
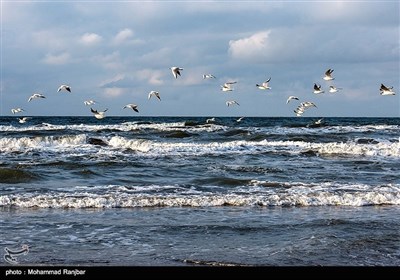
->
1, 116, 399, 266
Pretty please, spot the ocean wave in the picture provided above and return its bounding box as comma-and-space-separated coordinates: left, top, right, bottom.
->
1, 134, 399, 158
1, 183, 399, 208
0, 168, 42, 184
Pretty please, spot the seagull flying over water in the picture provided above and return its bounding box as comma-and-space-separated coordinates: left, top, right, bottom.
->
380, 84, 395, 96
28, 93, 46, 102
57, 84, 71, 93
256, 77, 271, 90
170, 67, 183, 79
206, 117, 216, 123
286, 96, 299, 104
123, 103, 139, 112
236, 116, 245, 122
18, 117, 30, 124
90, 108, 108, 119
323, 69, 335, 81
11, 108, 25, 114
148, 91, 161, 101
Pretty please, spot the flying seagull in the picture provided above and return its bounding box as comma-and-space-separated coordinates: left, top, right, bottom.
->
221, 81, 236, 92
286, 96, 299, 104
206, 117, 216, 123
226, 100, 240, 107
203, 74, 216, 79
84, 100, 97, 106
329, 85, 342, 93
148, 91, 161, 101
256, 77, 271, 90
380, 84, 395, 96
18, 117, 30, 124
57, 84, 71, 93
90, 108, 108, 119
313, 83, 325, 94
123, 103, 139, 112
236, 116, 245, 122
323, 69, 334, 81
28, 93, 46, 102
11, 108, 25, 114
170, 67, 183, 79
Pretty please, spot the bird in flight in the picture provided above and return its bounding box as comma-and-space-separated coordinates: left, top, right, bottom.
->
286, 96, 299, 104
329, 85, 342, 93
221, 81, 236, 92
323, 69, 334, 81
57, 84, 71, 93
90, 108, 108, 119
28, 93, 46, 102
203, 74, 216, 79
170, 67, 183, 79
226, 100, 240, 107
84, 100, 97, 106
123, 103, 139, 112
11, 108, 25, 114
148, 91, 161, 101
256, 77, 271, 90
380, 84, 395, 96
313, 83, 324, 94
18, 117, 30, 124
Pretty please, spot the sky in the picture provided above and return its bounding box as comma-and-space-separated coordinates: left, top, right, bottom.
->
1, 0, 399, 117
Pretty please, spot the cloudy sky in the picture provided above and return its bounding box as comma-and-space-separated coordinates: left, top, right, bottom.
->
1, 0, 399, 117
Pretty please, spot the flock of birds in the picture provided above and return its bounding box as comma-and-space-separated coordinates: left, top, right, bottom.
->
9, 67, 396, 122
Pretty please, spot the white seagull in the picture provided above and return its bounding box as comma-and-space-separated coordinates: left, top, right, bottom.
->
203, 74, 216, 79
286, 96, 299, 104
313, 83, 325, 94
170, 67, 183, 79
236, 116, 245, 122
90, 108, 108, 119
18, 117, 30, 124
329, 85, 342, 93
314, 118, 324, 125
226, 100, 240, 107
11, 108, 25, 114
380, 84, 395, 96
323, 69, 335, 81
84, 100, 97, 106
148, 91, 161, 101
28, 93, 46, 102
206, 117, 216, 123
256, 77, 271, 90
221, 81, 236, 92
57, 84, 71, 93
123, 103, 139, 112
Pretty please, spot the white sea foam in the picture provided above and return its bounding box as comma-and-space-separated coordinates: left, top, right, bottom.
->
1, 134, 399, 158
0, 121, 228, 133
1, 183, 399, 208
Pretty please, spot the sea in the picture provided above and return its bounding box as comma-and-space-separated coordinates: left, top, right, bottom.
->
0, 116, 399, 267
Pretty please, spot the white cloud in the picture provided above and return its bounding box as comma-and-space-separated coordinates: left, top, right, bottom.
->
136, 69, 164, 86
99, 74, 126, 88
42, 52, 71, 65
102, 87, 127, 98
228, 31, 271, 62
113, 28, 134, 45
80, 32, 103, 46
92, 51, 124, 70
